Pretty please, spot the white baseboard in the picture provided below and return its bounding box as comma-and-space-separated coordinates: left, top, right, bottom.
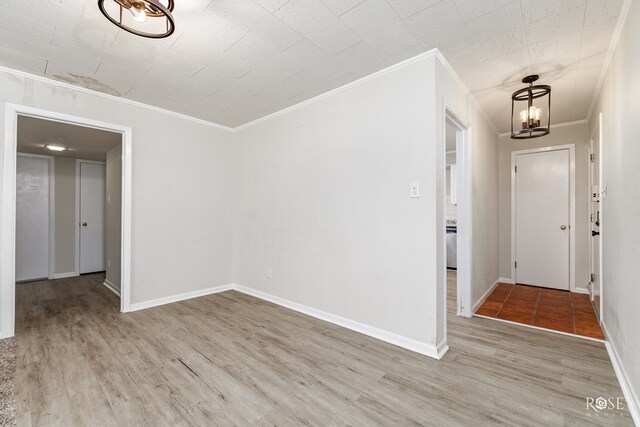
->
102, 279, 121, 297
572, 286, 590, 295
472, 279, 500, 313
475, 314, 604, 343
602, 323, 640, 425
53, 272, 78, 279
129, 284, 234, 312
233, 284, 444, 360
498, 277, 514, 284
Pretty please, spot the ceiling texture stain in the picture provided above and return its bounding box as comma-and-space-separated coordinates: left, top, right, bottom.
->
0, 0, 627, 129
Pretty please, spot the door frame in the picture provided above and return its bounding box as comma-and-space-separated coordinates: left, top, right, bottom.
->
2, 104, 133, 338
15, 153, 56, 281
510, 144, 576, 292
75, 159, 107, 276
441, 107, 472, 321
589, 113, 604, 322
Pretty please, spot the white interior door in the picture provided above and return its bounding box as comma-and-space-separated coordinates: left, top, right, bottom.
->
79, 162, 106, 274
515, 149, 570, 290
16, 155, 51, 282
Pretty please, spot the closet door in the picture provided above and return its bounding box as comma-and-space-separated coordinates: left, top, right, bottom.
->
79, 162, 106, 274
16, 155, 51, 282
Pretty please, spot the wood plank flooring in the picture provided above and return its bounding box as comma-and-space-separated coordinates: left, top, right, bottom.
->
14, 273, 633, 426
476, 283, 605, 340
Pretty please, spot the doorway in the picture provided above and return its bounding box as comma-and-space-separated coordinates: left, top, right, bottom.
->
440, 108, 472, 357
1, 104, 133, 339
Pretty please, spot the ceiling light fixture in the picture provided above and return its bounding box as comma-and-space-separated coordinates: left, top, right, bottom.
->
45, 145, 68, 152
98, 0, 175, 39
511, 75, 551, 139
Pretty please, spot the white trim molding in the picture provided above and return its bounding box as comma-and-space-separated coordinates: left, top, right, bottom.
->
1, 104, 134, 338
129, 284, 234, 312
498, 277, 515, 284
498, 120, 589, 138
236, 49, 440, 131
103, 279, 121, 297
475, 314, 605, 343
586, 0, 633, 120
234, 285, 445, 360
602, 323, 640, 425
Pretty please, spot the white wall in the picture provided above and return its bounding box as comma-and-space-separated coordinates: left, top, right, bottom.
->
234, 52, 499, 357
0, 70, 235, 325
53, 156, 76, 275
498, 123, 591, 291
590, 0, 640, 418
235, 55, 439, 354
106, 144, 122, 291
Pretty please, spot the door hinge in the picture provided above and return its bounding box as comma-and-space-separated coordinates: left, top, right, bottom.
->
515, 165, 518, 173
590, 273, 596, 282
590, 153, 595, 163
515, 261, 517, 269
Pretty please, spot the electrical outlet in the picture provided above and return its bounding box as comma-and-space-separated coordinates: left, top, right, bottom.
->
266, 268, 272, 279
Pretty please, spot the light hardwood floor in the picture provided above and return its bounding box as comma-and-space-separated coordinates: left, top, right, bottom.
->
14, 272, 633, 426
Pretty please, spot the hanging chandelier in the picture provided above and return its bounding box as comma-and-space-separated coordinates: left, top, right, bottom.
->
98, 0, 175, 39
511, 75, 551, 139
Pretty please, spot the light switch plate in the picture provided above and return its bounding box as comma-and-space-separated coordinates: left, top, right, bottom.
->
409, 182, 420, 198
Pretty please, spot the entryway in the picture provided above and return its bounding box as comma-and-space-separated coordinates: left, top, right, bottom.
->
476, 143, 604, 341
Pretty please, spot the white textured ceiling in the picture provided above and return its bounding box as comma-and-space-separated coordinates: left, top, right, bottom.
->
17, 115, 121, 161
0, 0, 626, 130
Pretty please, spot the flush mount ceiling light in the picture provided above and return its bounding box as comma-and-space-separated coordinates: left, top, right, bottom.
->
98, 0, 175, 39
511, 75, 551, 139
45, 145, 68, 152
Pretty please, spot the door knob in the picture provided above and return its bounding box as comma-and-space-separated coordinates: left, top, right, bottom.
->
560, 225, 567, 230
592, 230, 600, 236
82, 222, 87, 227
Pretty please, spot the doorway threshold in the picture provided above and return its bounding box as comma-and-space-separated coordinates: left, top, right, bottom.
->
474, 314, 605, 343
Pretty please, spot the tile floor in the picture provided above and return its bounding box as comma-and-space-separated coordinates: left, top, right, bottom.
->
476, 283, 605, 340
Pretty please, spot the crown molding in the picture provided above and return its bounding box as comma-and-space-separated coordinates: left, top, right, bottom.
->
433, 50, 500, 137
586, 0, 633, 121
498, 119, 590, 138
0, 65, 236, 133
235, 49, 440, 131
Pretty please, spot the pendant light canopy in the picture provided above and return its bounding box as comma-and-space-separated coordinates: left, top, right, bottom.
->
511, 75, 551, 139
98, 0, 175, 39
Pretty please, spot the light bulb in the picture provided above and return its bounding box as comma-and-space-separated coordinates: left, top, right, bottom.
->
130, 0, 147, 22
520, 110, 528, 122
45, 145, 67, 152
533, 107, 541, 121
